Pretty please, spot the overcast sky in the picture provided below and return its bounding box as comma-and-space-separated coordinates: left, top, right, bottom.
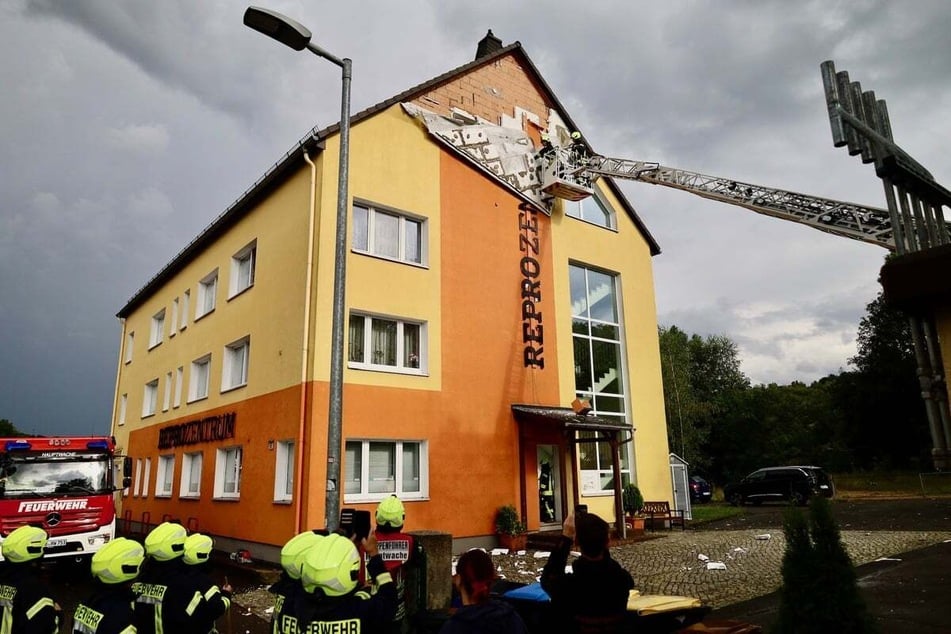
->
2, 1, 949, 436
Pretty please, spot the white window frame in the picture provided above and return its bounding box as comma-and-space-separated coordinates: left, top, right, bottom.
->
229, 240, 257, 298
118, 394, 127, 426
124, 331, 134, 364
173, 366, 183, 408
222, 336, 250, 392
133, 459, 142, 497
351, 202, 426, 266
565, 191, 616, 230
170, 298, 179, 338
156, 454, 175, 498
149, 309, 166, 349
180, 290, 190, 330
142, 457, 152, 498
142, 379, 159, 418
214, 446, 242, 500
274, 440, 295, 503
188, 354, 211, 403
343, 439, 428, 503
196, 270, 218, 319
162, 371, 172, 412
348, 312, 427, 375
180, 452, 202, 498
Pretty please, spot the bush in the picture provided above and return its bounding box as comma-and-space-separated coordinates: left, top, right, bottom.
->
623, 483, 644, 515
494, 504, 526, 536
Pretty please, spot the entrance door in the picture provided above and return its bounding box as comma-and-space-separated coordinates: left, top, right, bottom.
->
537, 445, 562, 527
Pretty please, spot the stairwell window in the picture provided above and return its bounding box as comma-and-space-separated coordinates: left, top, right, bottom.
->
569, 263, 631, 493
222, 336, 250, 392
196, 270, 218, 319
229, 240, 256, 298
344, 439, 427, 502
214, 446, 242, 499
352, 202, 425, 265
348, 313, 425, 374
565, 193, 616, 230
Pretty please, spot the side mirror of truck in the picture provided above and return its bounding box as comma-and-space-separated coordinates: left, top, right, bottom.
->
119, 456, 132, 490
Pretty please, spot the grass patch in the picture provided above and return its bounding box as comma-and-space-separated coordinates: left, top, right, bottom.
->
833, 470, 951, 496
689, 504, 744, 525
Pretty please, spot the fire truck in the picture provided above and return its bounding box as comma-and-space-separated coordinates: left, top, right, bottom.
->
0, 436, 131, 561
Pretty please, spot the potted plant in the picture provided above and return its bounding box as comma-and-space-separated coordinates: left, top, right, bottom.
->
623, 483, 646, 535
495, 504, 528, 551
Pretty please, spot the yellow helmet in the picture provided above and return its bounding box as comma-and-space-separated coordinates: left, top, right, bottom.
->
376, 495, 405, 529
144, 522, 187, 561
280, 531, 323, 580
2, 525, 47, 563
91, 538, 145, 583
300, 533, 360, 596
183, 533, 214, 566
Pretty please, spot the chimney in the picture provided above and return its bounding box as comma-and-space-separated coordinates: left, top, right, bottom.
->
475, 29, 503, 60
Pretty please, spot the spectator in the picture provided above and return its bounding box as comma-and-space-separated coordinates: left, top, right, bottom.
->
0, 525, 61, 633
439, 549, 528, 634
73, 537, 145, 633
540, 511, 634, 634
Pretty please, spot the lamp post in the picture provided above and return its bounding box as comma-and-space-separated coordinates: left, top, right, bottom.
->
244, 6, 351, 531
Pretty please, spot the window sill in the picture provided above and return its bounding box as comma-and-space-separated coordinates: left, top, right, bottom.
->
227, 285, 253, 302
345, 494, 428, 504
187, 395, 208, 405
221, 383, 247, 395
273, 498, 293, 505
180, 495, 201, 501
148, 341, 163, 351
141, 413, 155, 420
351, 248, 429, 269
348, 362, 427, 377
212, 496, 241, 502
194, 308, 215, 322
155, 493, 172, 499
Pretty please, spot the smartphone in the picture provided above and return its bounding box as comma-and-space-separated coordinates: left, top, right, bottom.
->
339, 508, 372, 541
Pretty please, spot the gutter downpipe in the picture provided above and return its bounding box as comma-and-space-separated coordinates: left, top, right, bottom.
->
296, 147, 319, 533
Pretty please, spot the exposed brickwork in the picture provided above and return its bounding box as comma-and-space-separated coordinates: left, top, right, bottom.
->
409, 54, 553, 130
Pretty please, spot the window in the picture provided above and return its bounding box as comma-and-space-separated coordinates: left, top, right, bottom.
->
149, 309, 166, 349
133, 459, 142, 497
162, 372, 172, 412
173, 366, 183, 408
348, 313, 425, 373
569, 264, 631, 493
156, 455, 175, 497
274, 440, 295, 502
189, 355, 211, 402
118, 394, 127, 426
566, 193, 616, 229
344, 439, 427, 502
180, 452, 202, 498
180, 290, 190, 329
222, 336, 250, 392
170, 298, 178, 338
125, 332, 134, 363
142, 379, 159, 417
352, 203, 425, 265
214, 446, 242, 499
196, 270, 218, 319
142, 458, 152, 498
230, 240, 257, 297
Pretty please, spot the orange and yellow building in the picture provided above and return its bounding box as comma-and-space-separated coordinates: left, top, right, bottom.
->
111, 33, 672, 557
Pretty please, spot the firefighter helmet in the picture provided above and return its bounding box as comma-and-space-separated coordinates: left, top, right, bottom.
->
1, 525, 47, 563
280, 531, 323, 580
183, 533, 214, 565
91, 537, 145, 583
376, 495, 405, 529
144, 521, 187, 561
300, 533, 360, 596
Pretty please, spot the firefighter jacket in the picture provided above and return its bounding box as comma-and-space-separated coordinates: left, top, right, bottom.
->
269, 574, 305, 634
184, 564, 232, 633
132, 558, 204, 634
294, 554, 397, 634
373, 529, 415, 633
0, 561, 60, 634
72, 584, 137, 634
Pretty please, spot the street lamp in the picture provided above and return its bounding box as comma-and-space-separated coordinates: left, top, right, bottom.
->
244, 6, 351, 531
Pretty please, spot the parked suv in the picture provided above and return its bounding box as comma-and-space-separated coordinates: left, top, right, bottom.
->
724, 466, 834, 506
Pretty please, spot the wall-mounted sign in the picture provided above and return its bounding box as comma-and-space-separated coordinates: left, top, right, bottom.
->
519, 202, 544, 368
158, 412, 236, 449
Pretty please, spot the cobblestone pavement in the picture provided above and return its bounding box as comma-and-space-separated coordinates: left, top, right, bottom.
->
491, 528, 951, 609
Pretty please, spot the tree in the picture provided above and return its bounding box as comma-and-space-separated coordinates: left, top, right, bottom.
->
0, 419, 26, 437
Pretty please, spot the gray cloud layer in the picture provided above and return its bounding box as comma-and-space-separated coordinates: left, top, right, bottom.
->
2, 1, 948, 434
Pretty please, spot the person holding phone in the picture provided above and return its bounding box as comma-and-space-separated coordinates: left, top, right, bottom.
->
540, 511, 635, 634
